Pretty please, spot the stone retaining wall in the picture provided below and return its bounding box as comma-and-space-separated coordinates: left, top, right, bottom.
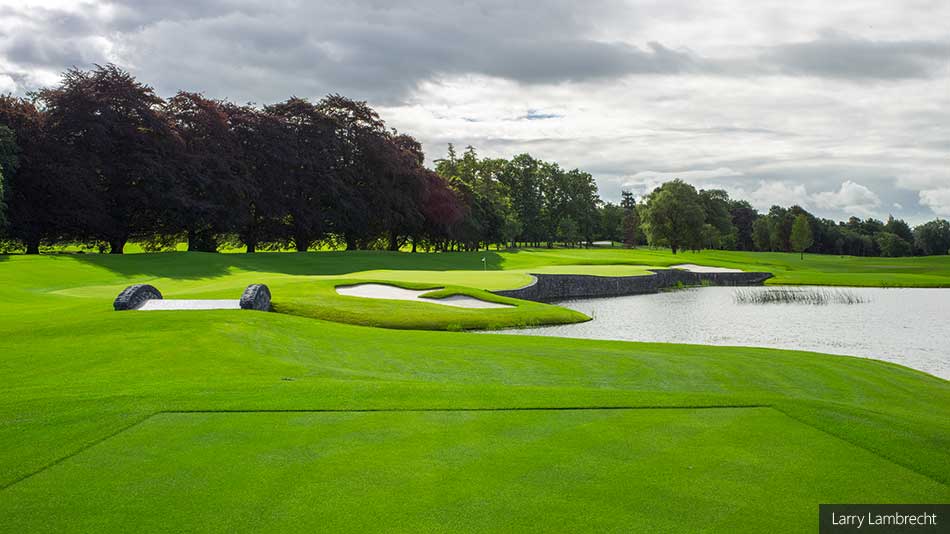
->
239, 284, 272, 311
113, 283, 271, 311
113, 284, 163, 311
492, 269, 773, 302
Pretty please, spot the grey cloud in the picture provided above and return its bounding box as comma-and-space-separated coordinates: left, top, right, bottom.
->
662, 126, 797, 138
3, 2, 949, 105
467, 41, 698, 84
765, 33, 950, 80
520, 110, 563, 121
4, 34, 105, 69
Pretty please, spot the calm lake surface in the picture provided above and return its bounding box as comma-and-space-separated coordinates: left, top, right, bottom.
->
497, 286, 950, 380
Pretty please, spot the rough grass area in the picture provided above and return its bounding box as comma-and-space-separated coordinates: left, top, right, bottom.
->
0, 250, 948, 532
3, 408, 946, 533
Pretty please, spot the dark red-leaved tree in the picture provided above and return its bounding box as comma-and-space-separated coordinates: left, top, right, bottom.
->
418, 169, 466, 251
317, 94, 387, 249
265, 98, 339, 252
165, 92, 249, 252
0, 96, 79, 253
365, 132, 429, 251
37, 65, 178, 253
226, 104, 294, 253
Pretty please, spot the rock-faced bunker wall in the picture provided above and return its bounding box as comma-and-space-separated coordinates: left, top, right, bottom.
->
492, 269, 773, 302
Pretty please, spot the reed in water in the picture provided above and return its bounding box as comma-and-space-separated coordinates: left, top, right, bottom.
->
734, 287, 868, 305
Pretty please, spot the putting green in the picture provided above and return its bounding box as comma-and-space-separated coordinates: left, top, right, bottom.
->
1, 408, 945, 533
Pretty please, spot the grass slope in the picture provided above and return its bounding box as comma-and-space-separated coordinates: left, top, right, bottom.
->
0, 250, 948, 532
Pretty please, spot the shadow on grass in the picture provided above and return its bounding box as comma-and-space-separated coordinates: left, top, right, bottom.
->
67, 250, 509, 279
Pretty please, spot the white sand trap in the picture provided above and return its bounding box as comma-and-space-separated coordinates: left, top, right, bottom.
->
336, 283, 513, 309
671, 264, 743, 273
138, 299, 241, 311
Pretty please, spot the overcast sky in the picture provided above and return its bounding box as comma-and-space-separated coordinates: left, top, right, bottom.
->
1, 0, 948, 223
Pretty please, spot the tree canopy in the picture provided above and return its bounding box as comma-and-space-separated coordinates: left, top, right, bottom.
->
639, 179, 705, 254
0, 65, 947, 258
790, 214, 814, 259
0, 125, 16, 229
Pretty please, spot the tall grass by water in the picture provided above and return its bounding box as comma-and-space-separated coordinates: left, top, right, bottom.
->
734, 287, 868, 305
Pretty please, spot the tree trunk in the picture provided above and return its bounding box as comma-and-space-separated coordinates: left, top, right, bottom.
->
25, 239, 40, 255
295, 234, 310, 252
246, 240, 257, 254
670, 244, 678, 254
387, 231, 399, 251
109, 238, 127, 255
187, 229, 218, 253
411, 239, 417, 253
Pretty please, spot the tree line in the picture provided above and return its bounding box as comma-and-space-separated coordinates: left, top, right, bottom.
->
630, 179, 950, 257
1, 65, 948, 257
0, 65, 467, 254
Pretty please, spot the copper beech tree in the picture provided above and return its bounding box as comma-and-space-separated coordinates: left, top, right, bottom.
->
0, 65, 464, 254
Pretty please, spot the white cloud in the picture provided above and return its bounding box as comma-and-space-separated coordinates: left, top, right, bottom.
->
812, 180, 882, 216
629, 167, 743, 182
746, 181, 811, 210
0, 74, 16, 93
919, 188, 950, 217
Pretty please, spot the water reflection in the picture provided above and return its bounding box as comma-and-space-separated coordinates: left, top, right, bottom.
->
495, 286, 950, 379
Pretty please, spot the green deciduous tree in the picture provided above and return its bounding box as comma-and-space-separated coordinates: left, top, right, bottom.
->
620, 190, 641, 248
913, 219, 950, 255
876, 232, 913, 257
790, 213, 814, 259
884, 215, 914, 243
752, 217, 771, 251
699, 189, 737, 249
598, 202, 623, 243
639, 179, 704, 254
497, 154, 545, 246
729, 199, 758, 251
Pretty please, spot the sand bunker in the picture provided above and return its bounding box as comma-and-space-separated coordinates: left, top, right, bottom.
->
138, 299, 241, 311
336, 284, 513, 309
670, 264, 743, 273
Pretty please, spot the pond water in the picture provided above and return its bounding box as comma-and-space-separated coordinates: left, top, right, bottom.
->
497, 286, 950, 379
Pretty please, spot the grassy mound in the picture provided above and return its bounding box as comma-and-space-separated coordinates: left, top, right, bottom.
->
274, 279, 588, 330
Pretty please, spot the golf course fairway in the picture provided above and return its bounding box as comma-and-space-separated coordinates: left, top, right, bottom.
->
0, 249, 948, 532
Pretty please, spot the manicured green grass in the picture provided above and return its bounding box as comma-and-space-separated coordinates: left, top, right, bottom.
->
3, 408, 945, 533
0, 250, 948, 532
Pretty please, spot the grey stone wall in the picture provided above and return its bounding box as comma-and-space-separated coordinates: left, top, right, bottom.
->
113, 283, 272, 311
239, 284, 272, 311
492, 269, 773, 302
113, 284, 163, 311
